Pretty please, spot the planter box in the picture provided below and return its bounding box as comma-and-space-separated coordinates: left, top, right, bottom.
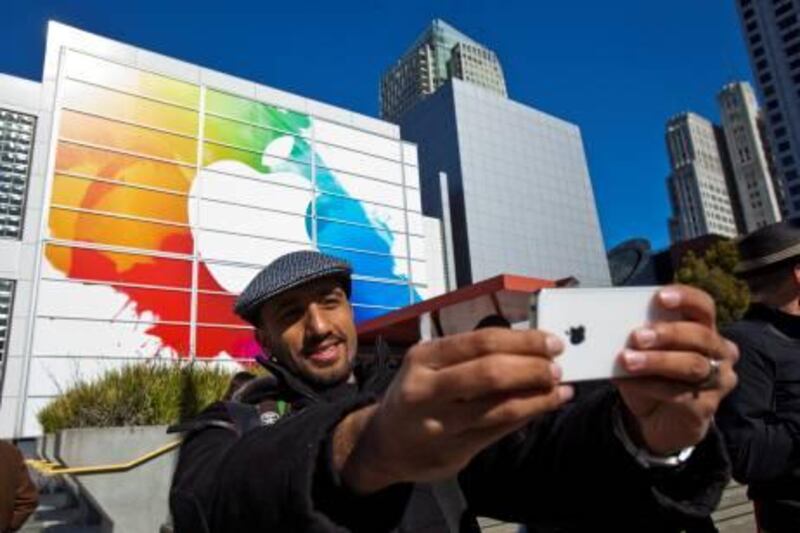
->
56, 425, 177, 533
38, 432, 57, 462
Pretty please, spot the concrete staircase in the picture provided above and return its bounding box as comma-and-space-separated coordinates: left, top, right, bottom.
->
18, 484, 102, 532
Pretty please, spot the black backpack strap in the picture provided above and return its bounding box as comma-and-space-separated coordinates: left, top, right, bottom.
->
167, 402, 263, 436
221, 401, 264, 435
167, 418, 237, 435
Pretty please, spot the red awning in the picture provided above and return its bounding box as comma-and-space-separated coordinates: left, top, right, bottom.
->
357, 274, 557, 346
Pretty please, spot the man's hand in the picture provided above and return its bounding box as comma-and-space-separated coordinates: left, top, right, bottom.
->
335, 328, 573, 494
615, 284, 739, 456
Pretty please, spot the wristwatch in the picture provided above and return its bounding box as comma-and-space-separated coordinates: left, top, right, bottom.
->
611, 402, 695, 469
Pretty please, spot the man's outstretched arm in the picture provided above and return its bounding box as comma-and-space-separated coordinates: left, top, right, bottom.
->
339, 285, 738, 528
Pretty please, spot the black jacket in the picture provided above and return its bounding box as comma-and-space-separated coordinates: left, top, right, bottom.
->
717, 304, 800, 529
172, 350, 730, 532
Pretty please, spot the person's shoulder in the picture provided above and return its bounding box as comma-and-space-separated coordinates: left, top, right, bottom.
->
168, 401, 236, 436
0, 440, 22, 459
722, 317, 770, 345
722, 317, 777, 366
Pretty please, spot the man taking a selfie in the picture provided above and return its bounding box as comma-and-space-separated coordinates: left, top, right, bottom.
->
171, 250, 739, 532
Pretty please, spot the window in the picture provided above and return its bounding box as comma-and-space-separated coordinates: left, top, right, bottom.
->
786, 41, 800, 56
0, 279, 13, 363
750, 33, 763, 45
776, 126, 788, 138
782, 155, 795, 166
759, 71, 773, 84
764, 84, 776, 96
779, 141, 791, 152
776, 2, 794, 17
767, 99, 780, 110
784, 28, 800, 43
778, 14, 798, 30
771, 111, 784, 124
0, 108, 36, 240
743, 7, 755, 20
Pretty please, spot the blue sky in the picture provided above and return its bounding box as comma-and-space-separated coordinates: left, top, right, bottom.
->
4, 0, 753, 250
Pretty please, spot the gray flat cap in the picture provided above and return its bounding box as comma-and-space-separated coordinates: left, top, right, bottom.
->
234, 250, 352, 326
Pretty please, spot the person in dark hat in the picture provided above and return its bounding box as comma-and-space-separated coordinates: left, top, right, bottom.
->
172, 250, 738, 532
716, 218, 800, 532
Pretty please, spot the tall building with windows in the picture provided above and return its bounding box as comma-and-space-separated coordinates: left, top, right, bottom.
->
717, 81, 782, 231
666, 113, 739, 242
399, 79, 611, 288
0, 280, 13, 378
380, 19, 507, 123
0, 107, 35, 239
0, 22, 449, 438
735, 0, 800, 215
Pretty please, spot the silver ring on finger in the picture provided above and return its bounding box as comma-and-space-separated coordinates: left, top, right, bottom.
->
696, 358, 722, 391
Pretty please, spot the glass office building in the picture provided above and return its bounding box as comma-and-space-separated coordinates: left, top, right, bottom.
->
736, 0, 800, 215
0, 22, 433, 437
400, 79, 610, 287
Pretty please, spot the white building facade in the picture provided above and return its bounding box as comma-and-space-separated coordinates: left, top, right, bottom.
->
0, 22, 444, 438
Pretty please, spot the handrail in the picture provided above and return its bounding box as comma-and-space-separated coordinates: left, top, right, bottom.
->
26, 439, 181, 476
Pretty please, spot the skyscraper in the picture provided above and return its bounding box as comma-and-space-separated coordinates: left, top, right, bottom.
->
717, 81, 783, 231
399, 79, 611, 287
666, 112, 739, 242
735, 0, 800, 216
380, 19, 507, 123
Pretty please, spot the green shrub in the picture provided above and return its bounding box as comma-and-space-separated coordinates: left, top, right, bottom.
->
676, 240, 750, 327
37, 362, 243, 433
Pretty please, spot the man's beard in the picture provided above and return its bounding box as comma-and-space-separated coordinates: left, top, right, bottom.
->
272, 338, 354, 390
302, 357, 354, 389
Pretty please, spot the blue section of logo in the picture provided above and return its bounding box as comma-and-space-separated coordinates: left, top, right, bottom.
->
270, 135, 421, 322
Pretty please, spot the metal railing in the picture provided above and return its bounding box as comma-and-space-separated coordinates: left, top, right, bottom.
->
26, 439, 181, 476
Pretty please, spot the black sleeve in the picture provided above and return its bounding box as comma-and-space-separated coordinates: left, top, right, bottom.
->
716, 329, 800, 483
458, 385, 730, 531
208, 395, 412, 533
170, 403, 241, 533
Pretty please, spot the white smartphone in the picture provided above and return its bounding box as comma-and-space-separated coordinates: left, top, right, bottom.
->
529, 286, 682, 382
